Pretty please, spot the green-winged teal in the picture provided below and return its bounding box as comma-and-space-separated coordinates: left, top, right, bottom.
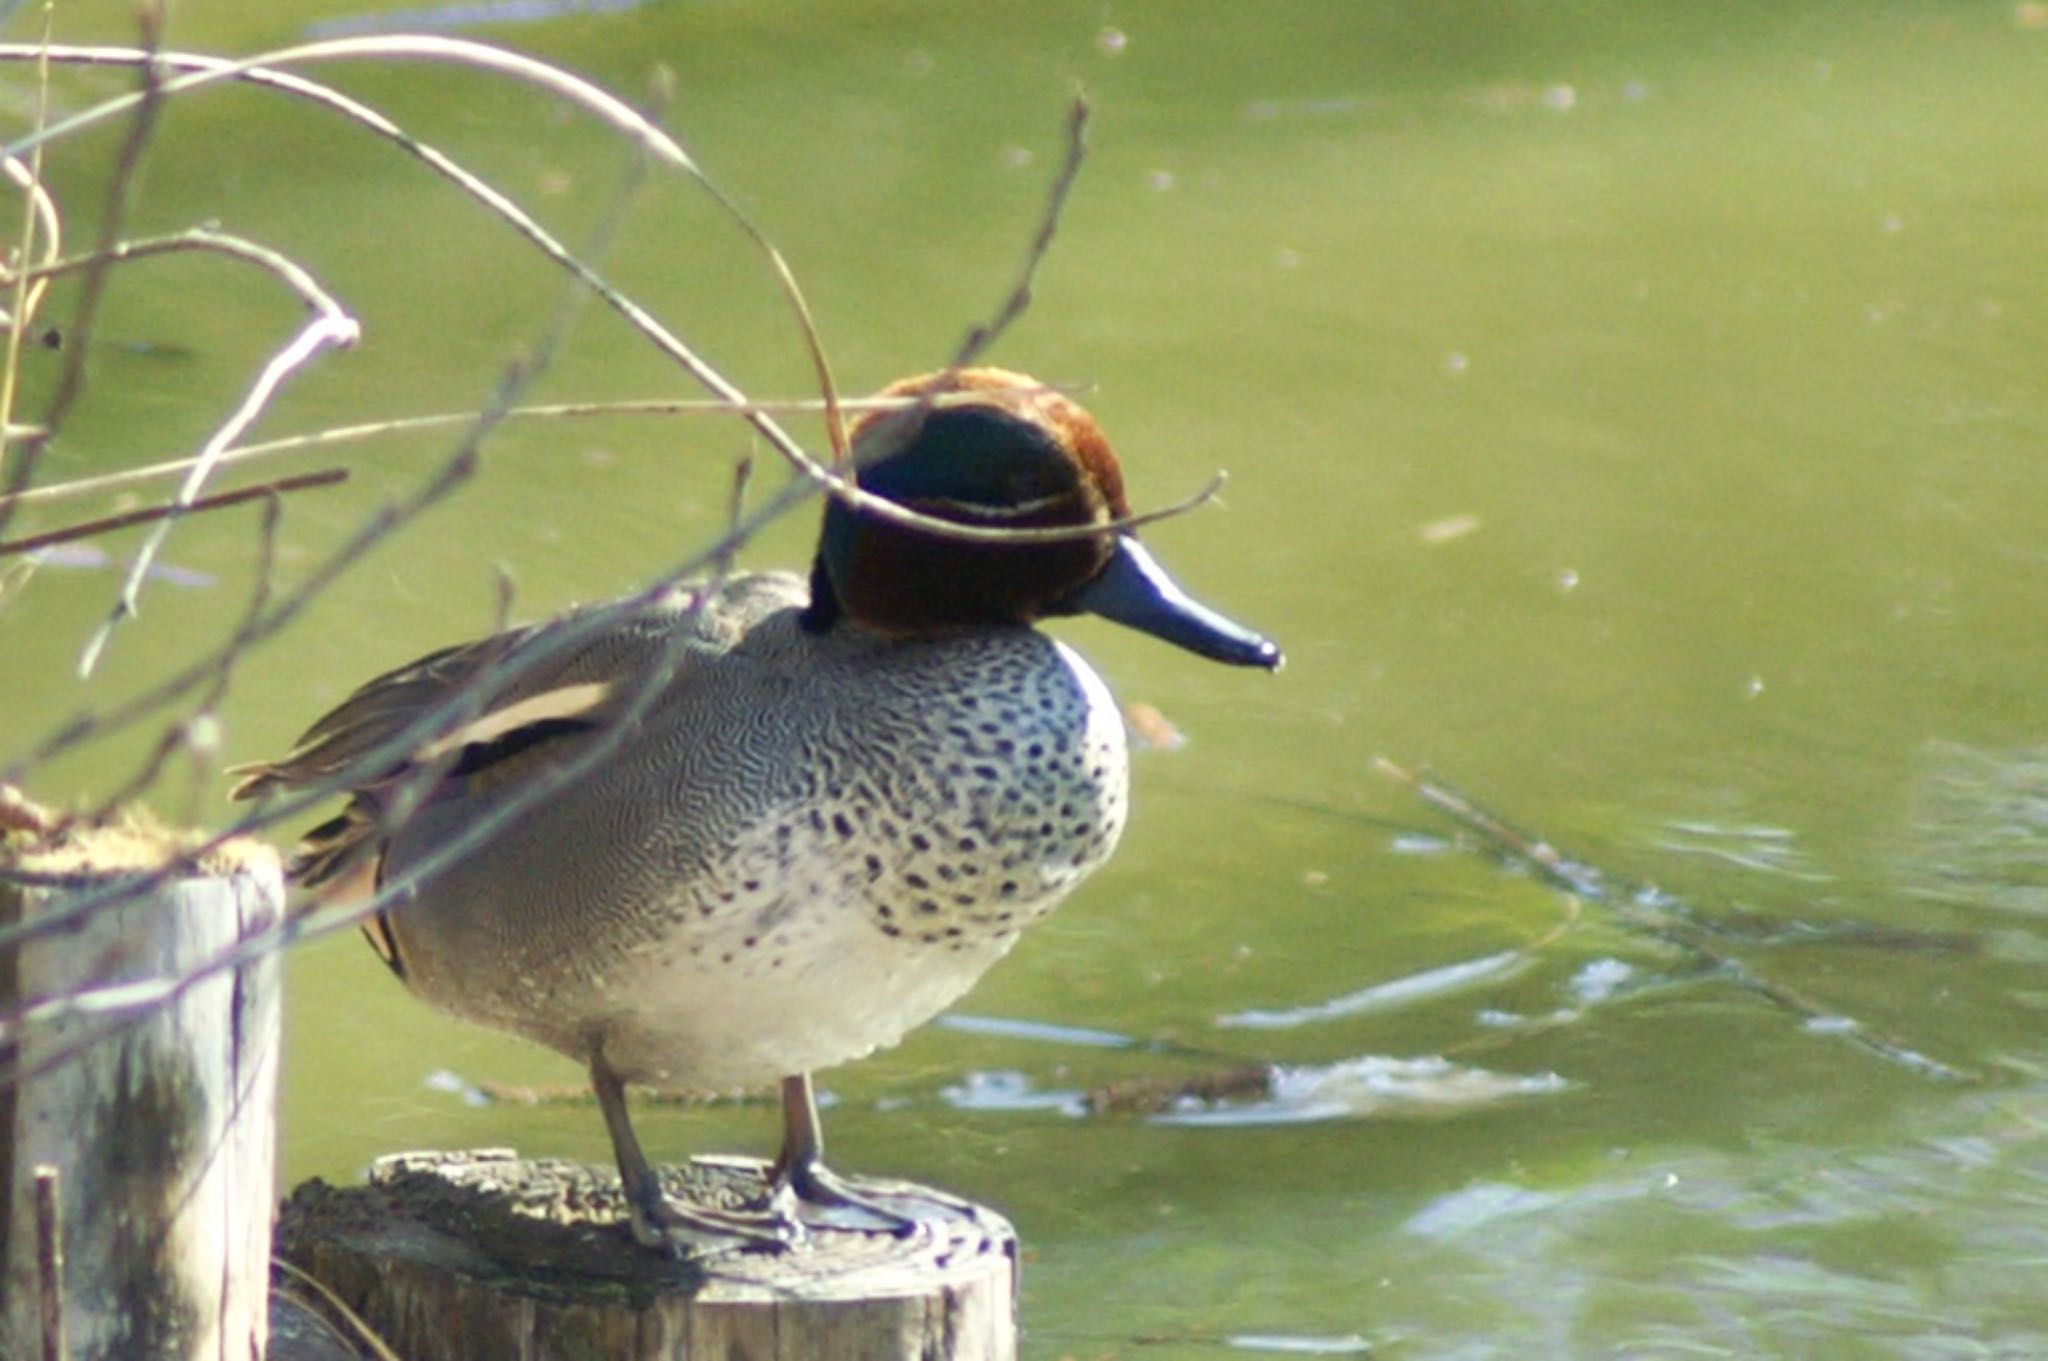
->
234, 367, 1280, 1249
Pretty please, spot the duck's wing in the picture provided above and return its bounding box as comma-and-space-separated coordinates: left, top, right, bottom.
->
229, 574, 803, 892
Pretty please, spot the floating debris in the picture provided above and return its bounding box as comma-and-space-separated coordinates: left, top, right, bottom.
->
1417, 512, 1481, 545
1145, 1056, 1567, 1127
1569, 957, 1636, 1006
1087, 1065, 1272, 1117
1124, 700, 1186, 752
1390, 832, 1454, 855
939, 1069, 1087, 1118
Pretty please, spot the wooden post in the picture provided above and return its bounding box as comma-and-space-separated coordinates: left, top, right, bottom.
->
276, 1149, 1019, 1360
1, 814, 284, 1361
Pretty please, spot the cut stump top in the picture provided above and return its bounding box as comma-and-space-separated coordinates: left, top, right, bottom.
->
275, 1150, 1020, 1361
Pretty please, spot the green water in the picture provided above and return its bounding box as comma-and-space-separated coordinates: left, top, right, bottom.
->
6, 2, 2048, 1355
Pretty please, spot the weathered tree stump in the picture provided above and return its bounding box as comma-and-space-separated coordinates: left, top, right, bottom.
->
276, 1150, 1019, 1360
1, 812, 284, 1361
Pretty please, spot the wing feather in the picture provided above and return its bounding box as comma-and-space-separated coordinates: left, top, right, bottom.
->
228, 576, 800, 889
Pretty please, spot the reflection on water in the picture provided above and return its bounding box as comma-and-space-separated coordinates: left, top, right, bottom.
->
1218, 949, 1531, 1030
940, 1069, 1088, 1119
1903, 741, 2048, 918
936, 1011, 1141, 1049
5, 0, 2048, 1354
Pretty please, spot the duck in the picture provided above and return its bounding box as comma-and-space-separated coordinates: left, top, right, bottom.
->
232, 366, 1281, 1250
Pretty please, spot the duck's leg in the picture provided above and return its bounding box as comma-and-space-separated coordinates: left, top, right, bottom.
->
589, 1050, 799, 1252
768, 1072, 925, 1236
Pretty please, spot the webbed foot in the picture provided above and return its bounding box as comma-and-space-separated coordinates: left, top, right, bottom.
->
770, 1153, 931, 1237
621, 1169, 803, 1257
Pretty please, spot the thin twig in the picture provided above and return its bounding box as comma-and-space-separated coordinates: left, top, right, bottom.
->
0, 154, 63, 310
0, 43, 1220, 552
73, 230, 360, 677
0, 23, 63, 551
1373, 757, 1608, 899
725, 455, 754, 555
271, 1257, 404, 1361
0, 38, 825, 492
0, 62, 709, 1065
0, 390, 1083, 512
951, 94, 1091, 370
0, 9, 167, 548
0, 465, 818, 1066
0, 155, 64, 350
87, 488, 293, 824
0, 468, 346, 558
490, 563, 517, 634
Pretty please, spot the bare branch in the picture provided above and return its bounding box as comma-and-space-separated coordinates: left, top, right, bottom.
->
0, 12, 168, 547
0, 44, 1220, 555
75, 230, 360, 676
0, 154, 64, 338
0, 33, 64, 551
85, 487, 291, 824
952, 94, 1091, 370
0, 52, 688, 987
0, 37, 1214, 1088
0, 38, 823, 494
0, 392, 1076, 513
0, 468, 346, 558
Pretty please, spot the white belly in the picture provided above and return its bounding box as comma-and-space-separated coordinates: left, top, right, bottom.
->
600, 907, 1025, 1087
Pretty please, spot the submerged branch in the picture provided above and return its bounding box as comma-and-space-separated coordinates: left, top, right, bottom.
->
1375, 757, 1976, 1082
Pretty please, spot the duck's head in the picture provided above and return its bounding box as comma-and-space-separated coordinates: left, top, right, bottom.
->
803, 367, 1281, 670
